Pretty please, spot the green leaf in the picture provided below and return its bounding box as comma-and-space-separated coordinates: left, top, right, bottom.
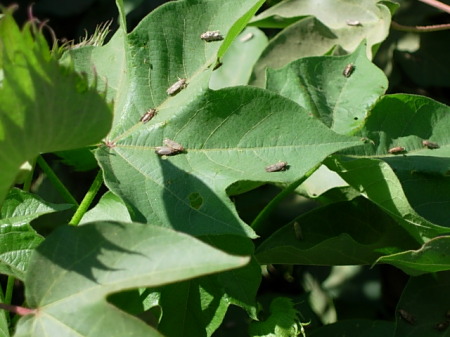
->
210, 27, 269, 89
0, 10, 112, 203
309, 319, 394, 337
250, 0, 392, 86
15, 221, 250, 337
0, 188, 71, 279
376, 236, 450, 276
266, 42, 388, 135
326, 94, 450, 242
96, 87, 360, 237
148, 235, 260, 337
255, 197, 418, 265
79, 191, 131, 224
394, 272, 450, 337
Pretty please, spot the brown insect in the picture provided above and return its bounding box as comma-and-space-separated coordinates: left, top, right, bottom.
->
398, 309, 416, 325
343, 63, 355, 78
163, 138, 184, 152
166, 78, 187, 96
200, 30, 224, 42
140, 108, 157, 123
265, 161, 288, 172
389, 146, 406, 154
422, 140, 440, 149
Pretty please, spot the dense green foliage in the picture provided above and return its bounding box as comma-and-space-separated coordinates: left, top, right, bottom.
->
1, 0, 450, 336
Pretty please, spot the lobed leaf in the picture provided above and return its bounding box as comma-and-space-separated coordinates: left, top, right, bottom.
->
15, 221, 249, 337
0, 10, 112, 203
250, 0, 394, 86
266, 42, 388, 135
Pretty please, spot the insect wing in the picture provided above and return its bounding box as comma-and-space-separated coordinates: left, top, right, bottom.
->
163, 138, 184, 151
166, 78, 187, 96
265, 161, 288, 172
343, 63, 355, 78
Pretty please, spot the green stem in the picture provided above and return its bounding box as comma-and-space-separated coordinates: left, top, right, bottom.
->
4, 276, 14, 306
69, 170, 103, 226
251, 163, 321, 236
22, 157, 36, 192
37, 155, 78, 206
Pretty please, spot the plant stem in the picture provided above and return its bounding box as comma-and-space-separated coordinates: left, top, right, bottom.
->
37, 155, 78, 206
391, 21, 450, 32
22, 157, 36, 192
69, 170, 103, 226
251, 163, 321, 236
4, 277, 14, 305
0, 303, 36, 316
418, 0, 450, 14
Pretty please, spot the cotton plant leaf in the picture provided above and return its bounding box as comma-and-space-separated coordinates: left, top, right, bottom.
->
14, 221, 250, 337
376, 235, 450, 276
326, 94, 450, 242
255, 197, 419, 266
96, 87, 361, 237
249, 0, 394, 86
394, 272, 450, 337
266, 42, 388, 135
0, 10, 112, 203
0, 188, 71, 279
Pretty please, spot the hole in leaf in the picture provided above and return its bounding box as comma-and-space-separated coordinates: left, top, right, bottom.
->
188, 192, 203, 209
354, 117, 358, 120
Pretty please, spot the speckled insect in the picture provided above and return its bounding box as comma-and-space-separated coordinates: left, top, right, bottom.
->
346, 20, 362, 26
155, 146, 178, 156
265, 161, 288, 172
422, 140, 440, 149
343, 63, 355, 78
389, 146, 406, 154
166, 78, 187, 96
163, 138, 184, 152
398, 309, 416, 325
140, 108, 157, 123
200, 30, 224, 42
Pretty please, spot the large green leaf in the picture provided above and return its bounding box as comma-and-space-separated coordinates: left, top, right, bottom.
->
0, 189, 71, 279
14, 222, 249, 337
394, 272, 450, 337
249, 0, 394, 86
266, 42, 388, 135
326, 94, 450, 243
96, 87, 360, 237
255, 197, 418, 265
0, 10, 112, 203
